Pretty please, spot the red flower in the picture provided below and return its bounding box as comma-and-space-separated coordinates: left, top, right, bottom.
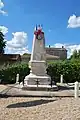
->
34, 29, 42, 36
37, 29, 41, 34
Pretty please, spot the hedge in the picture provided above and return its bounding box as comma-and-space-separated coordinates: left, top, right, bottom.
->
0, 63, 30, 84
47, 60, 80, 83
0, 60, 80, 84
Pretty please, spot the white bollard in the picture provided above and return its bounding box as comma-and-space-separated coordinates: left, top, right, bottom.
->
60, 75, 63, 84
74, 81, 79, 98
16, 74, 19, 83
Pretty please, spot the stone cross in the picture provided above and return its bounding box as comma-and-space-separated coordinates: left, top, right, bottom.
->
35, 79, 40, 87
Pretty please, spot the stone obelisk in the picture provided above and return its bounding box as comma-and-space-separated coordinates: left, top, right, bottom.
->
23, 25, 51, 87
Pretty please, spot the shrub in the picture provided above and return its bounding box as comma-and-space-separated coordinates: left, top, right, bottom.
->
0, 62, 30, 84
47, 60, 80, 83
0, 60, 80, 84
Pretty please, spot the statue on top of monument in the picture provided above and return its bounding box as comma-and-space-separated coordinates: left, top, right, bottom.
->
34, 24, 44, 40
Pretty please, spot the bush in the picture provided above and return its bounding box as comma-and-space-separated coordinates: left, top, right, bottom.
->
0, 62, 30, 84
47, 60, 80, 83
1, 59, 80, 84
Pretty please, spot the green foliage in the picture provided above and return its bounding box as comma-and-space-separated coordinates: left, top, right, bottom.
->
0, 62, 30, 84
47, 60, 80, 83
0, 60, 80, 84
22, 53, 31, 57
0, 31, 6, 54
69, 49, 80, 60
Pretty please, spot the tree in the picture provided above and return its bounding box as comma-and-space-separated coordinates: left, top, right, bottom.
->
0, 31, 6, 54
69, 49, 80, 60
69, 50, 77, 60
78, 49, 80, 59
22, 53, 31, 56
72, 50, 78, 59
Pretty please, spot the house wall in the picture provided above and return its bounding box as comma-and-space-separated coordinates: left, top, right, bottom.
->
45, 46, 67, 60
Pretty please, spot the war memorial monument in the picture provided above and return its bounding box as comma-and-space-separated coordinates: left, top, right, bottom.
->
22, 25, 57, 90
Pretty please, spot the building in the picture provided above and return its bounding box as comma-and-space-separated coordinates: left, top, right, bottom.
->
21, 46, 67, 62
0, 46, 67, 65
45, 45, 67, 60
0, 54, 21, 65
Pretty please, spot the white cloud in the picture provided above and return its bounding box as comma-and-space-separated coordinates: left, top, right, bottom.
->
6, 32, 30, 55
67, 14, 80, 28
0, 0, 7, 15
54, 43, 80, 58
0, 26, 8, 35
67, 44, 80, 56
0, 0, 4, 8
54, 43, 66, 48
0, 27, 29, 54
0, 10, 7, 15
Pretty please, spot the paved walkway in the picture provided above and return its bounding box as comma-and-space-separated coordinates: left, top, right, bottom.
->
0, 84, 76, 97
0, 85, 8, 93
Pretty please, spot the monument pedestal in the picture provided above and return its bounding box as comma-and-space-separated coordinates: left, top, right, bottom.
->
23, 60, 51, 86
22, 60, 58, 91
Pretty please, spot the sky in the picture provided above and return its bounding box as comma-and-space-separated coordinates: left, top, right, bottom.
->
0, 0, 80, 57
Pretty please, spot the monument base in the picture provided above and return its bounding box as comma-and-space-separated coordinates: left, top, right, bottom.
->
23, 72, 51, 85
21, 73, 58, 91
21, 60, 58, 91
22, 85, 58, 91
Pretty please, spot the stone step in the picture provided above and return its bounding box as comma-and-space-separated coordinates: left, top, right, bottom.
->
22, 85, 58, 91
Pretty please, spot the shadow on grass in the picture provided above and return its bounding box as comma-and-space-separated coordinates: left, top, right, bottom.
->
7, 99, 56, 108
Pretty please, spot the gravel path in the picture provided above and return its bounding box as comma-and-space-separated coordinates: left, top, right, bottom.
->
0, 97, 80, 120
